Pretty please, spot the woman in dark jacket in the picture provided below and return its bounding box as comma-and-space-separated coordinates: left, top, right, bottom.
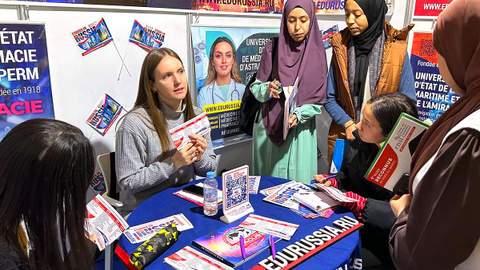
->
316, 93, 418, 269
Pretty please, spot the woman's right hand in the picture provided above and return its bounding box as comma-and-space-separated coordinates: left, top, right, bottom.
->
314, 174, 333, 186
344, 121, 357, 141
268, 79, 281, 99
172, 143, 198, 169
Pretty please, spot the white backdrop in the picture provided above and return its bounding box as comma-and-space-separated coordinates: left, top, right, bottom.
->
28, 8, 189, 154
0, 1, 411, 173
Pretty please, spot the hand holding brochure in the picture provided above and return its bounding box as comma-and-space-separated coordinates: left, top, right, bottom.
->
365, 113, 429, 191
85, 195, 129, 251
292, 191, 335, 213
169, 112, 210, 150
282, 78, 299, 140
313, 183, 358, 203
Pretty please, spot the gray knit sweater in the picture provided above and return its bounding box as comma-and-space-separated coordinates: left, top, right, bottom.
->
115, 103, 217, 211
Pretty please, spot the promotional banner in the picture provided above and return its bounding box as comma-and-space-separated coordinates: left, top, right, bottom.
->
410, 32, 460, 122
191, 26, 278, 144
0, 23, 55, 139
192, 0, 282, 13
413, 0, 452, 17
312, 0, 393, 15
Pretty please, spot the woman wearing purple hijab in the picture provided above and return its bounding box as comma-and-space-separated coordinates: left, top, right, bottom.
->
250, 0, 327, 183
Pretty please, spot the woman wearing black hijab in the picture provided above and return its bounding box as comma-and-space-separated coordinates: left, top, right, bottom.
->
325, 0, 416, 161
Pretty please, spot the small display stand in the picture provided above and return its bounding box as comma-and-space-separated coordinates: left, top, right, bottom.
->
220, 165, 254, 223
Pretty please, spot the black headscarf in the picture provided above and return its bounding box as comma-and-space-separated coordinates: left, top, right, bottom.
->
351, 0, 388, 106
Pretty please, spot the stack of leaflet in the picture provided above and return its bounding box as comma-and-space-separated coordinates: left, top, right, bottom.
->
261, 181, 336, 218
312, 183, 359, 203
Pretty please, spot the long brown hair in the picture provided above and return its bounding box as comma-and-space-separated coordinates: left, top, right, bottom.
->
134, 48, 196, 154
205, 37, 243, 85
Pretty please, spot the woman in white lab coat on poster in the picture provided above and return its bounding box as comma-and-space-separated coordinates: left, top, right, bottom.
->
197, 37, 246, 109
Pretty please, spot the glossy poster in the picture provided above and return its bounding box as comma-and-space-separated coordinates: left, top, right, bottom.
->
0, 23, 54, 139
191, 26, 278, 144
410, 32, 460, 122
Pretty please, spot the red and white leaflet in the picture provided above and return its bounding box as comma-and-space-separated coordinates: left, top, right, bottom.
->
314, 184, 358, 203
124, 214, 193, 244
165, 246, 233, 270
259, 182, 286, 196
239, 214, 299, 241
169, 112, 211, 150
263, 181, 311, 209
249, 176, 261, 194
85, 195, 128, 251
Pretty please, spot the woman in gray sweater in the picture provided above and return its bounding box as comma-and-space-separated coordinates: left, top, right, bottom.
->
115, 48, 217, 212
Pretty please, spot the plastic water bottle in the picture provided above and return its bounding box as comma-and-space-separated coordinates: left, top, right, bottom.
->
203, 171, 218, 216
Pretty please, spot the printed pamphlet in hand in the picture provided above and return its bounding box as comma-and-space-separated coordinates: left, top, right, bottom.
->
282, 77, 299, 140
169, 112, 211, 150
365, 113, 429, 191
292, 191, 338, 213
123, 213, 193, 244
313, 183, 359, 203
84, 195, 129, 251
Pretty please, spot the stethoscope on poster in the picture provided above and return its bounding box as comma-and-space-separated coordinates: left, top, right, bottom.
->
209, 81, 240, 102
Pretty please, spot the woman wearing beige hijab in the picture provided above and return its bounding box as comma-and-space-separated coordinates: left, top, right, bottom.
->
389, 0, 480, 269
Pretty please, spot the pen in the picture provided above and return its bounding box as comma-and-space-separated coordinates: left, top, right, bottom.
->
323, 174, 337, 180
269, 235, 276, 260
239, 236, 246, 260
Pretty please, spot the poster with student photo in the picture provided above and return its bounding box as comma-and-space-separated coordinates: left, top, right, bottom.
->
191, 26, 278, 144
410, 32, 460, 122
0, 23, 54, 139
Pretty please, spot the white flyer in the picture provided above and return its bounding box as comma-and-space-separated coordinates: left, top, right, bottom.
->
314, 183, 358, 203
123, 213, 193, 244
260, 182, 286, 196
85, 195, 129, 251
248, 176, 261, 194
293, 191, 332, 213
263, 181, 312, 209
239, 214, 299, 241
169, 112, 211, 150
165, 246, 234, 270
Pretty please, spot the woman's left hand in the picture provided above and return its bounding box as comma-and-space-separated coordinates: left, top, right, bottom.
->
390, 194, 412, 217
288, 114, 298, 128
189, 134, 207, 161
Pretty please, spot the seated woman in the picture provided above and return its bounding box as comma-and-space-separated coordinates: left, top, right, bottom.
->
116, 48, 217, 212
0, 119, 95, 270
315, 93, 418, 269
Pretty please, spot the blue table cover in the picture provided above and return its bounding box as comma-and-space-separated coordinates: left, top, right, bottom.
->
116, 176, 361, 270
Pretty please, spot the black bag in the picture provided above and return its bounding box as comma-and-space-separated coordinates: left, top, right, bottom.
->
239, 38, 278, 136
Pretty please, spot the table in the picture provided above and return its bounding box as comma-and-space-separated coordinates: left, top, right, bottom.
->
116, 176, 361, 269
